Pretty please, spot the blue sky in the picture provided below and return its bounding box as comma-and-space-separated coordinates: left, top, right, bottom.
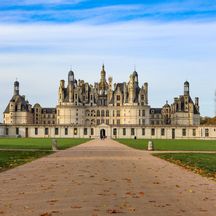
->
0, 0, 216, 119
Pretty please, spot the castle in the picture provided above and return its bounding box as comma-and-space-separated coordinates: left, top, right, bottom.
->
1, 65, 214, 139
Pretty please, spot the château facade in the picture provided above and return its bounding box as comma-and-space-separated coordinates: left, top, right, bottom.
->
2, 65, 213, 139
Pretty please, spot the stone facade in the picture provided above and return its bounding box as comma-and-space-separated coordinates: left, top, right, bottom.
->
0, 124, 215, 140
2, 65, 203, 138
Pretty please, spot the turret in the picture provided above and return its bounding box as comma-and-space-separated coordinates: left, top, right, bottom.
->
133, 70, 139, 88
68, 70, 74, 83
58, 80, 65, 104
14, 80, 19, 96
195, 97, 199, 111
184, 81, 190, 96
99, 64, 107, 95
144, 82, 148, 105
128, 74, 135, 104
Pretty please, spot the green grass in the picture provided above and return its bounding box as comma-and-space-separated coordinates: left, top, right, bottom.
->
0, 138, 91, 150
0, 138, 91, 173
116, 139, 216, 151
154, 153, 216, 180
0, 150, 52, 172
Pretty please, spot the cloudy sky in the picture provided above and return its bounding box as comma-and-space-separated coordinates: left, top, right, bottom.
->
0, 0, 216, 120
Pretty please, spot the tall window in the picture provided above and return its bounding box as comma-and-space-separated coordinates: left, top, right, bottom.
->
55, 128, 59, 135
113, 128, 117, 136
106, 110, 109, 117
182, 128, 186, 136
91, 128, 94, 135
161, 128, 165, 136
97, 110, 100, 117
74, 128, 78, 135
65, 128, 68, 135
45, 128, 49, 135
192, 129, 196, 136
131, 128, 135, 136
35, 128, 38, 135
84, 128, 88, 135
116, 95, 120, 101
16, 127, 19, 135
205, 129, 209, 137
101, 110, 105, 117
142, 128, 145, 136
117, 110, 120, 117
151, 128, 155, 136
123, 128, 126, 136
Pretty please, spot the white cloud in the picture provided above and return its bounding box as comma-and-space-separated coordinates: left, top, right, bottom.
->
0, 21, 216, 121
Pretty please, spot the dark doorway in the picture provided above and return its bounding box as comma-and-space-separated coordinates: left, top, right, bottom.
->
172, 129, 175, 139
100, 129, 106, 139
25, 128, 29, 138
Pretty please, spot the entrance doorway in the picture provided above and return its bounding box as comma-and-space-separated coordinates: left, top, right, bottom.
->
100, 129, 106, 139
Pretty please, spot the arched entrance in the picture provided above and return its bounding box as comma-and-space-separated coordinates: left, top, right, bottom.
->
100, 129, 106, 139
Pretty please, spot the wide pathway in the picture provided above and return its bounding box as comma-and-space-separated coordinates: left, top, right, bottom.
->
0, 139, 215, 216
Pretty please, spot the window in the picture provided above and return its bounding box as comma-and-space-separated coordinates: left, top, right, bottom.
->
113, 128, 117, 136
117, 119, 120, 125
106, 110, 109, 117
117, 110, 120, 117
192, 129, 196, 136
101, 110, 105, 117
84, 128, 88, 135
142, 128, 145, 136
5, 128, 9, 136
205, 129, 209, 137
182, 128, 186, 136
142, 110, 145, 117
123, 128, 126, 136
35, 128, 38, 135
117, 95, 121, 101
97, 119, 100, 125
91, 128, 94, 135
45, 128, 49, 135
142, 119, 145, 125
113, 110, 115, 117
16, 127, 19, 135
55, 128, 59, 135
151, 128, 155, 136
131, 128, 135, 136
106, 119, 109, 125
74, 128, 78, 135
65, 128, 68, 135
97, 110, 100, 117
161, 128, 165, 136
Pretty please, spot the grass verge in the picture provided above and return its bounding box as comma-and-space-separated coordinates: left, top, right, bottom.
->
153, 153, 216, 180
0, 150, 52, 172
0, 138, 91, 150
116, 139, 216, 151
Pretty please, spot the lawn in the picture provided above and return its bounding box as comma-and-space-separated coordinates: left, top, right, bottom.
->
116, 139, 216, 151
0, 138, 91, 150
153, 153, 216, 180
0, 138, 91, 173
0, 150, 52, 172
